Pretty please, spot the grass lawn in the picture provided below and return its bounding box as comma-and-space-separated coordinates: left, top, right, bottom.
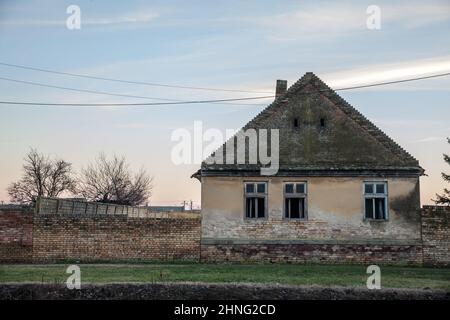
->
0, 264, 449, 289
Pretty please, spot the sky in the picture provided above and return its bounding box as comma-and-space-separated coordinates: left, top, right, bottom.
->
0, 0, 449, 207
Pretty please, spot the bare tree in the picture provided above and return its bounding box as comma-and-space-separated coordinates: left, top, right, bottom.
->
78, 153, 152, 206
7, 148, 77, 203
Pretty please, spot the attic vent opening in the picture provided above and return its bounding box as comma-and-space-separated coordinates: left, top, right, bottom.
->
320, 118, 325, 128
293, 118, 299, 128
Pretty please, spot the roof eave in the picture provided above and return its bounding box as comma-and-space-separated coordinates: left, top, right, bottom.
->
197, 166, 424, 178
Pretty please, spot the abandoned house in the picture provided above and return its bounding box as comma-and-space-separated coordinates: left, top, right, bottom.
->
193, 72, 425, 264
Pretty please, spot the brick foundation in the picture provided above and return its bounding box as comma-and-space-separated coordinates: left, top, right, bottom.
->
201, 242, 423, 265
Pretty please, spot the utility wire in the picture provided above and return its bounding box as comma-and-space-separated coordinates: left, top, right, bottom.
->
0, 97, 275, 107
0, 61, 273, 94
0, 76, 181, 101
0, 71, 449, 107
0, 76, 271, 106
335, 72, 450, 91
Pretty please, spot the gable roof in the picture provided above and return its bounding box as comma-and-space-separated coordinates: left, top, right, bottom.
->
194, 72, 423, 178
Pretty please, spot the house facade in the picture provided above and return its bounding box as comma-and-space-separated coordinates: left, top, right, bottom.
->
193, 73, 424, 264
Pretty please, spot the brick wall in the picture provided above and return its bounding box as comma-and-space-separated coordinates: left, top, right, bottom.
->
0, 206, 448, 266
0, 208, 200, 263
422, 205, 450, 267
32, 214, 201, 262
0, 209, 33, 263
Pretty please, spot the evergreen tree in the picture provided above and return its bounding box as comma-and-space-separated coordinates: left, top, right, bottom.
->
434, 138, 450, 205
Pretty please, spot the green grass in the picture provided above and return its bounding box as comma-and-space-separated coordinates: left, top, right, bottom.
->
0, 264, 449, 289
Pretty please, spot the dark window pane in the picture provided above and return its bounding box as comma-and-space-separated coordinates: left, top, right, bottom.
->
284, 199, 289, 218
375, 198, 386, 219
246, 184, 254, 193
320, 118, 325, 127
294, 118, 299, 127
257, 198, 265, 218
285, 184, 294, 193
376, 184, 385, 194
290, 198, 300, 218
247, 197, 265, 219
299, 198, 305, 219
296, 184, 305, 194
365, 198, 374, 219
285, 198, 305, 219
365, 184, 374, 194
246, 197, 255, 218
257, 183, 266, 193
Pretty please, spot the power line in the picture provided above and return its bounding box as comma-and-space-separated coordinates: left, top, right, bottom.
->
0, 71, 449, 107
2, 61, 449, 94
0, 96, 275, 107
0, 61, 273, 94
0, 76, 271, 106
0, 76, 180, 101
335, 72, 450, 91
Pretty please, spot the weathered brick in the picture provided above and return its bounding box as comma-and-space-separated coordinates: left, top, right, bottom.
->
0, 206, 448, 266
422, 205, 450, 267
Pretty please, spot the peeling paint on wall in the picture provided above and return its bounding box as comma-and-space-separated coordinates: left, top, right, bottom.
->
201, 176, 421, 241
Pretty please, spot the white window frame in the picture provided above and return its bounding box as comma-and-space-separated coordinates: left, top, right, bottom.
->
244, 182, 268, 219
363, 181, 388, 221
283, 182, 308, 220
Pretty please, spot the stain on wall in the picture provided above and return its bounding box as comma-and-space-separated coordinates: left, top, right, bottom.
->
201, 176, 421, 241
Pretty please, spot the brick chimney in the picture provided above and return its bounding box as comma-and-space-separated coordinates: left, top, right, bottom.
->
275, 79, 287, 98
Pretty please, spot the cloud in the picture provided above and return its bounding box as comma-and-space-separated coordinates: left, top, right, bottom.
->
248, 2, 450, 41
412, 136, 446, 143
114, 123, 148, 129
252, 6, 364, 38
373, 119, 437, 127
0, 9, 159, 27
319, 55, 450, 90
83, 12, 159, 26
388, 2, 450, 28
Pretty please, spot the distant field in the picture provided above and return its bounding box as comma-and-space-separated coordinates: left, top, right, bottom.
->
0, 264, 449, 289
